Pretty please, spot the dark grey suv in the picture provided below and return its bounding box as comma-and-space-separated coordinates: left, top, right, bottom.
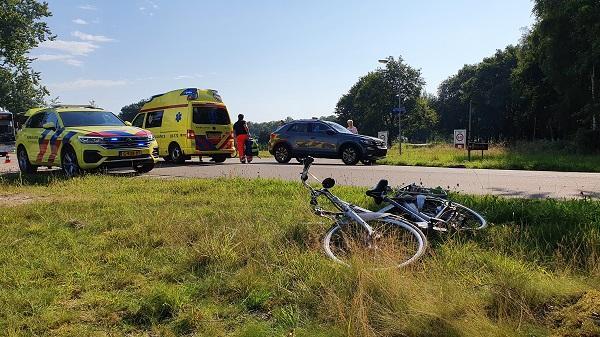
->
267, 119, 387, 165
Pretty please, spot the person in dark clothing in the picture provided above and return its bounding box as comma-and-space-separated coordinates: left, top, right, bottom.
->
233, 114, 252, 163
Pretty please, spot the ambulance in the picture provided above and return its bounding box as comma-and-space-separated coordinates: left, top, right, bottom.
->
132, 88, 235, 163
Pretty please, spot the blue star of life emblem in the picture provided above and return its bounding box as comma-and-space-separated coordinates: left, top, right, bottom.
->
176, 112, 182, 122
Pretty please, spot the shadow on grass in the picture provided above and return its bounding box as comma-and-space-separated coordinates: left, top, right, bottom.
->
0, 170, 143, 187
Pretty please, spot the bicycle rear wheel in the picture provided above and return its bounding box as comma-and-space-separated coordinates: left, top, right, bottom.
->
323, 217, 427, 269
436, 202, 487, 231
406, 197, 487, 232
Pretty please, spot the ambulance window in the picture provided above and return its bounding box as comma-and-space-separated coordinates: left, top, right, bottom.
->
146, 111, 163, 128
132, 113, 145, 128
193, 106, 231, 125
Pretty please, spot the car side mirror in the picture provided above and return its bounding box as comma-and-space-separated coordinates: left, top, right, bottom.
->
322, 177, 335, 189
326, 130, 336, 136
124, 121, 132, 126
42, 122, 56, 131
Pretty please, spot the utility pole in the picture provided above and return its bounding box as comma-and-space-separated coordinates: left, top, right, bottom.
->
378, 56, 403, 155
467, 99, 473, 161
593, 64, 596, 131
468, 99, 473, 143
398, 84, 402, 155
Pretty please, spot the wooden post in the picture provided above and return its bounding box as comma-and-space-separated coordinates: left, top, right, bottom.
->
593, 64, 596, 131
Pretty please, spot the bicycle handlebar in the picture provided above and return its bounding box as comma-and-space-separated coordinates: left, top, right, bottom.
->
301, 156, 314, 182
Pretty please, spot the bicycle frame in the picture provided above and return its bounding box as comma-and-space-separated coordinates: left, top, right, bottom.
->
300, 159, 395, 237
375, 192, 451, 230
302, 179, 378, 236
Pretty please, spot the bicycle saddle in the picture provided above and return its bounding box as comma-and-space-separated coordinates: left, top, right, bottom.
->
366, 179, 389, 204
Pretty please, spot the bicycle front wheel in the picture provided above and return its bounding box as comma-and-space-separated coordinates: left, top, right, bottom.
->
323, 217, 427, 269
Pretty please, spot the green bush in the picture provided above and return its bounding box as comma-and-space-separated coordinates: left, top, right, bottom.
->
574, 129, 600, 153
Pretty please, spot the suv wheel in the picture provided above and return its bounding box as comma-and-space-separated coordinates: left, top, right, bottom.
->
341, 145, 360, 165
17, 146, 38, 174
61, 147, 82, 178
274, 144, 292, 163
169, 143, 185, 164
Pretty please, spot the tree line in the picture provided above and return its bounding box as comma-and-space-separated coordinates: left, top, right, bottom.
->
337, 0, 599, 152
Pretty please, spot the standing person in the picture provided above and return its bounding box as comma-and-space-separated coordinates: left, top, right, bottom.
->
347, 119, 358, 134
233, 114, 252, 163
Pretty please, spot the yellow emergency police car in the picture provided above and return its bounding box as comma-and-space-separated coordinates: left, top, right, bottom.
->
16, 105, 159, 177
132, 88, 235, 163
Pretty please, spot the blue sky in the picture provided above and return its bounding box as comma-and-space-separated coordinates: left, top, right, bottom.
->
32, 0, 534, 122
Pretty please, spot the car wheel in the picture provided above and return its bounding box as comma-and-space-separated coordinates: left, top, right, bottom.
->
274, 144, 292, 163
169, 143, 185, 164
295, 157, 305, 163
17, 146, 37, 174
212, 155, 227, 163
341, 145, 360, 165
61, 147, 82, 178
133, 162, 155, 173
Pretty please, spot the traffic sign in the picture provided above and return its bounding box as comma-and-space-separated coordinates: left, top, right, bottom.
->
378, 131, 389, 146
454, 129, 466, 148
392, 106, 406, 115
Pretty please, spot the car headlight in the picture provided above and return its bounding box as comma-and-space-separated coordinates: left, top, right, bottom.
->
147, 134, 155, 141
360, 139, 376, 145
78, 136, 104, 144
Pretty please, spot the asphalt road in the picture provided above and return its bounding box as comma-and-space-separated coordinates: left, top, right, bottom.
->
2, 156, 599, 199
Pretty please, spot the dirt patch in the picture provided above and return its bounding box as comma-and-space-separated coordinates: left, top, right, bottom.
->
0, 194, 38, 207
549, 290, 600, 337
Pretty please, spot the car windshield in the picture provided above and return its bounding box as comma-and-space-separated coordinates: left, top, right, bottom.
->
326, 121, 352, 134
59, 111, 125, 127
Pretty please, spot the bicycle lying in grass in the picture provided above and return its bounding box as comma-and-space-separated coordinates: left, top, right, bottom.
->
300, 157, 427, 268
366, 181, 487, 232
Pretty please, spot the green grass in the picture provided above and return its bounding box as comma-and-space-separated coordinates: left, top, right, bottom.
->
0, 174, 599, 336
380, 141, 600, 172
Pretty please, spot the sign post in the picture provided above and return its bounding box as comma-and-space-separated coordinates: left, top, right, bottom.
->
453, 129, 466, 149
377, 131, 389, 147
392, 106, 406, 155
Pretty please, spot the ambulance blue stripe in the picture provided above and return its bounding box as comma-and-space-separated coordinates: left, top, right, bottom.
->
49, 128, 64, 145
63, 131, 77, 143
38, 129, 51, 144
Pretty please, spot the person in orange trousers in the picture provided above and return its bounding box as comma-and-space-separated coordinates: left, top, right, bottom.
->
233, 114, 252, 163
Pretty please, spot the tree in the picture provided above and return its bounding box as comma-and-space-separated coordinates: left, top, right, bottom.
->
119, 99, 149, 121
404, 95, 438, 142
509, 0, 600, 140
0, 0, 53, 113
334, 56, 431, 141
436, 47, 521, 141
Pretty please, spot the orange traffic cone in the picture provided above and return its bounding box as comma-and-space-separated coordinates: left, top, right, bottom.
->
4, 154, 11, 164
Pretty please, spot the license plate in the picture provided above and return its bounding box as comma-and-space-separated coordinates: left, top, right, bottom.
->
119, 150, 142, 157
206, 132, 221, 139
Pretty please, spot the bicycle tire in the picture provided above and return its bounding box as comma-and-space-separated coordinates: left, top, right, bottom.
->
414, 197, 486, 231
435, 200, 487, 231
322, 216, 427, 269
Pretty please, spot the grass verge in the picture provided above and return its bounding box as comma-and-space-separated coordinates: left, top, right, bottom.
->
380, 141, 600, 172
0, 174, 598, 336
